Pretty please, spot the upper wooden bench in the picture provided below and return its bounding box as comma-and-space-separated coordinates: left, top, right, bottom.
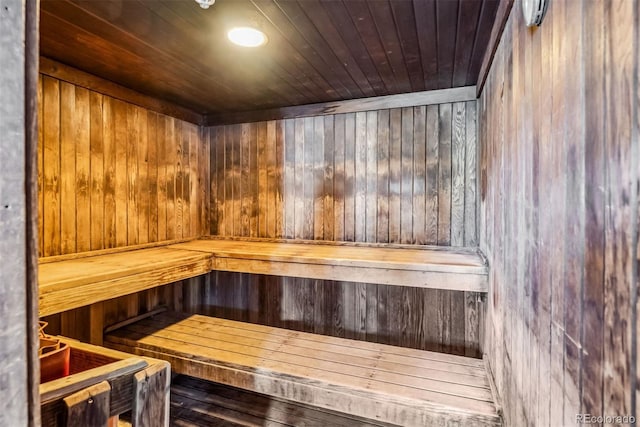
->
39, 242, 211, 317
39, 237, 488, 317
105, 311, 502, 426
169, 237, 488, 292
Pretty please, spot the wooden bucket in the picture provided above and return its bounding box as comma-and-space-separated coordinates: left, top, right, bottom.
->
39, 322, 70, 383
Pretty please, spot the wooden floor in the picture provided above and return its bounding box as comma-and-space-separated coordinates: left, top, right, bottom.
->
164, 375, 394, 427
106, 312, 501, 426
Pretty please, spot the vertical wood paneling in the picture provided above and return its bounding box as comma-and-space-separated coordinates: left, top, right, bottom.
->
333, 114, 345, 241
43, 76, 61, 257
207, 100, 480, 356
313, 116, 325, 240
75, 88, 91, 253
60, 82, 76, 254
480, 1, 640, 425
400, 107, 414, 244
38, 74, 205, 256
148, 112, 159, 242
266, 121, 277, 238
365, 111, 377, 243
354, 112, 366, 242
210, 103, 477, 245
412, 106, 426, 244
157, 116, 168, 241
344, 113, 356, 241
284, 120, 295, 239
103, 97, 116, 248
323, 116, 334, 241
388, 109, 402, 243
425, 105, 439, 245
89, 93, 104, 251
376, 110, 390, 243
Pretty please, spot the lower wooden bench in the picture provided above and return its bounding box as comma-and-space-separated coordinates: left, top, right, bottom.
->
104, 312, 502, 426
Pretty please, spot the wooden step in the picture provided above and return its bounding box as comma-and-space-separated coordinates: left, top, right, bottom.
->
38, 245, 211, 316
105, 312, 502, 426
39, 237, 488, 316
170, 237, 488, 292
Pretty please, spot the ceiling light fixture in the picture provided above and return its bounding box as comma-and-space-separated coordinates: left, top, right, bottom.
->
228, 27, 268, 47
195, 0, 215, 9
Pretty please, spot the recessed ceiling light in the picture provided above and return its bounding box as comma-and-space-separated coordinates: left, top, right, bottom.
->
228, 27, 268, 47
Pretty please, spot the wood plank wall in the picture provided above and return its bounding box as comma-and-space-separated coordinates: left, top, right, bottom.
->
37, 74, 208, 257
1, 0, 40, 423
209, 105, 478, 245
201, 103, 483, 355
479, 1, 639, 425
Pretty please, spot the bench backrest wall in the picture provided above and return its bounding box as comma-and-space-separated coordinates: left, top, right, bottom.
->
38, 64, 486, 357
38, 72, 208, 258
203, 100, 483, 356
207, 104, 478, 246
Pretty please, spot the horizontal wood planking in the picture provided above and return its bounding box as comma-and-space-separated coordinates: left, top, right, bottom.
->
105, 312, 501, 426
43, 270, 483, 358
168, 238, 488, 292
206, 86, 477, 126
40, 57, 203, 125
186, 273, 483, 357
479, 1, 639, 425
38, 247, 211, 317
39, 1, 498, 115
38, 74, 208, 257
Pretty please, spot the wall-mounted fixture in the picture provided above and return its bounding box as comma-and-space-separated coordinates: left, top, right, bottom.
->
228, 27, 268, 47
195, 0, 215, 9
522, 0, 548, 26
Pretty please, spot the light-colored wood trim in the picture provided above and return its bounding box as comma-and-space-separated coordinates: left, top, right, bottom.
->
39, 57, 204, 125
206, 86, 477, 126
200, 235, 485, 253
212, 258, 487, 292
170, 238, 489, 292
38, 237, 197, 264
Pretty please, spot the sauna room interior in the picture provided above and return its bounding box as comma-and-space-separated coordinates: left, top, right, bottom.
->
1, 0, 639, 426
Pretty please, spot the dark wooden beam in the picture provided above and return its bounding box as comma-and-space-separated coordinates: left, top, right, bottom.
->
205, 86, 477, 126
475, 0, 515, 97
39, 57, 205, 125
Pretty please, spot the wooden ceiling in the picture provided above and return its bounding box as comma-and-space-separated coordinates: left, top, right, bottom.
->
40, 0, 499, 116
